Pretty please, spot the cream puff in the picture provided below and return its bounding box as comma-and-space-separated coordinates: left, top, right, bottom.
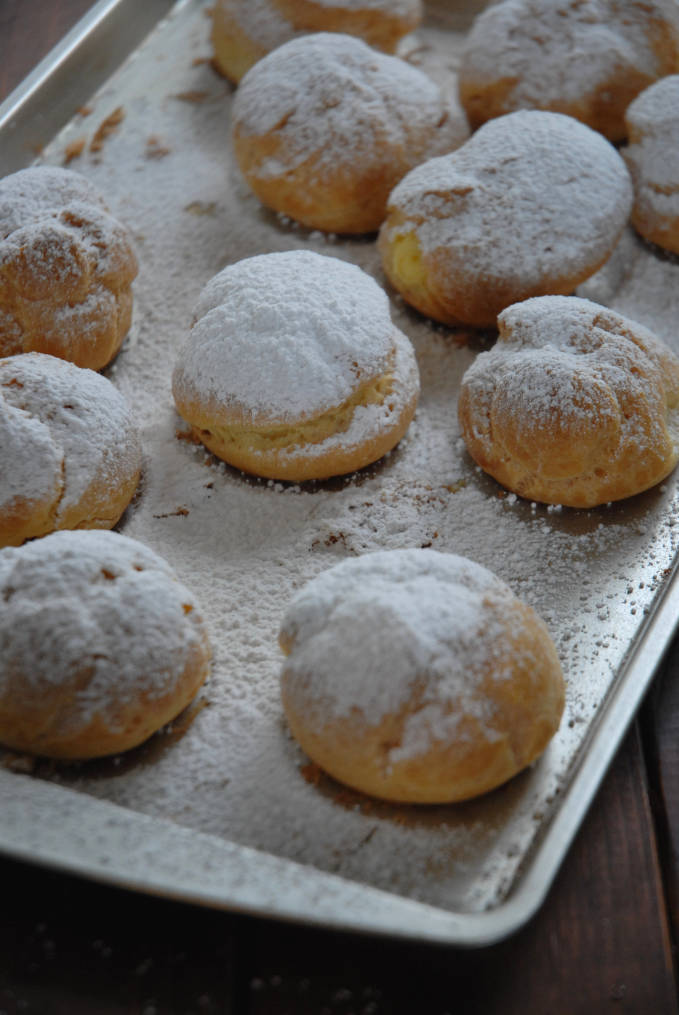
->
212, 0, 422, 83
0, 166, 138, 370
0, 352, 142, 548
279, 548, 565, 803
172, 250, 419, 481
624, 75, 679, 255
458, 296, 679, 507
378, 110, 633, 328
232, 32, 468, 234
0, 530, 211, 759
458, 0, 679, 143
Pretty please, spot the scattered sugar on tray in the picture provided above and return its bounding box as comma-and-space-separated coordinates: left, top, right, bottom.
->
578, 228, 679, 349
22, 5, 679, 914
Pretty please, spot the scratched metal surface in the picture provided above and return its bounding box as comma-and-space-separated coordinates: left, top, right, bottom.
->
1, 0, 679, 945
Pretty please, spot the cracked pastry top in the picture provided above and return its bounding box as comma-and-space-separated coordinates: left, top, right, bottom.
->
279, 548, 565, 804
378, 110, 633, 328
458, 296, 679, 508
458, 0, 679, 143
0, 352, 142, 547
0, 530, 211, 759
171, 250, 420, 482
231, 32, 468, 234
211, 0, 422, 83
624, 74, 679, 255
0, 166, 138, 370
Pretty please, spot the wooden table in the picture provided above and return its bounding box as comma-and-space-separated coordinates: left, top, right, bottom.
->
2, 3, 679, 1011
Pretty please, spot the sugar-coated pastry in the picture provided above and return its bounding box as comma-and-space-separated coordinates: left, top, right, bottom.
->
232, 32, 468, 234
0, 166, 138, 370
172, 251, 419, 481
378, 110, 633, 328
624, 75, 679, 255
0, 530, 211, 759
458, 296, 679, 508
279, 549, 565, 804
0, 353, 142, 548
458, 0, 679, 143
212, 0, 422, 83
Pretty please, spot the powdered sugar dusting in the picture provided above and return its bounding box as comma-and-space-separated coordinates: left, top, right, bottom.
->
0, 530, 206, 728
0, 167, 134, 285
0, 353, 141, 522
625, 75, 679, 244
233, 32, 464, 179
0, 392, 61, 511
220, 0, 301, 51
459, 0, 679, 111
175, 250, 394, 422
0, 166, 103, 237
281, 549, 514, 730
216, 0, 421, 51
385, 110, 632, 284
7, 0, 679, 919
462, 295, 678, 459
274, 325, 418, 464
0, 166, 137, 364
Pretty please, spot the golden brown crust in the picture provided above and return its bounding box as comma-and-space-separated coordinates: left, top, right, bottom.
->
460, 62, 665, 144
279, 550, 565, 804
458, 0, 679, 143
0, 167, 138, 371
0, 636, 210, 760
233, 142, 405, 235
175, 328, 420, 481
211, 0, 422, 83
271, 0, 421, 51
231, 32, 466, 235
629, 207, 679, 257
211, 2, 270, 83
378, 221, 609, 330
378, 111, 633, 328
458, 296, 679, 508
0, 478, 142, 550
0, 531, 211, 760
0, 353, 142, 548
624, 75, 679, 255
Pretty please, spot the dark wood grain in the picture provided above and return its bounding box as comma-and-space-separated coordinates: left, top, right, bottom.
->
0, 854, 240, 1015
0, 0, 95, 102
644, 639, 679, 951
0, 725, 675, 1014
242, 727, 677, 1015
1, 3, 678, 1011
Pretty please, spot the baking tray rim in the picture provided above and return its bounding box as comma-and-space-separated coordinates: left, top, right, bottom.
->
0, 0, 678, 947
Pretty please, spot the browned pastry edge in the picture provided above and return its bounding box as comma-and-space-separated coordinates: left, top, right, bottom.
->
280, 589, 565, 804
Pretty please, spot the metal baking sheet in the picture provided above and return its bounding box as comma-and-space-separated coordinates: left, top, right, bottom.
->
2, 0, 679, 947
